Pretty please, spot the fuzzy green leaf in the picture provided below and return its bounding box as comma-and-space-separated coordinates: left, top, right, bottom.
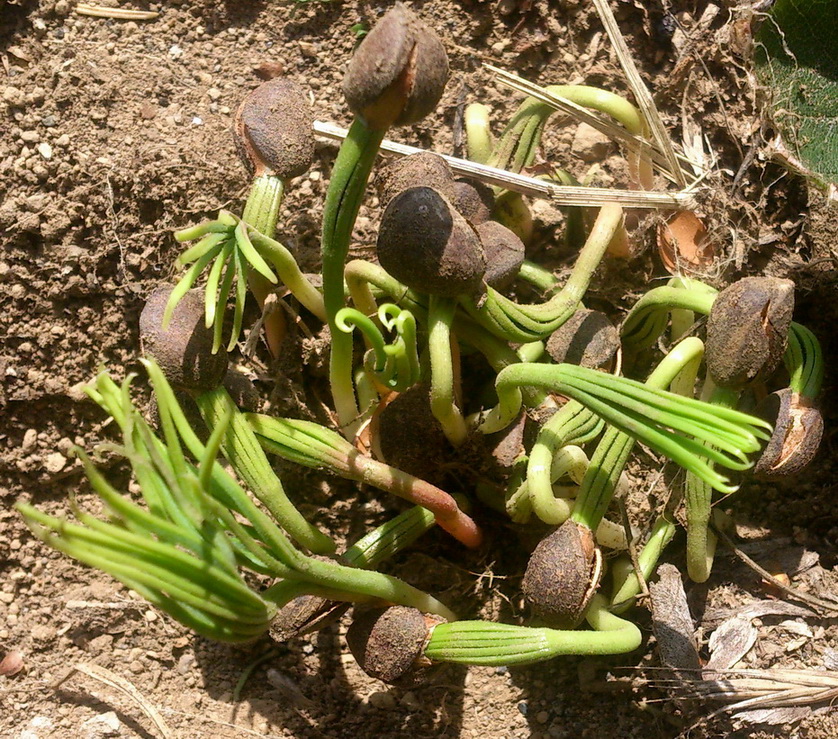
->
755, 0, 838, 187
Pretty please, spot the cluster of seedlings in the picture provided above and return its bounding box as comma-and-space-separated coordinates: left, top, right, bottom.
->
19, 4, 824, 689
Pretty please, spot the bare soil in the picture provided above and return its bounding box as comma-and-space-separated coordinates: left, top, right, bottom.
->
2, 1, 837, 738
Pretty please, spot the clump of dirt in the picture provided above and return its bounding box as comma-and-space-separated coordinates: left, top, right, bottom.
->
2, 2, 837, 738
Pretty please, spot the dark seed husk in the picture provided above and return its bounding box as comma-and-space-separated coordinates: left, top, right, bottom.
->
270, 595, 350, 643
376, 152, 455, 209
754, 388, 823, 478
342, 3, 448, 129
233, 78, 314, 179
448, 179, 494, 225
705, 277, 795, 389
522, 519, 601, 629
147, 367, 256, 440
545, 309, 619, 370
377, 186, 486, 297
346, 606, 431, 685
222, 367, 260, 412
140, 285, 228, 392
375, 383, 451, 485
475, 220, 526, 290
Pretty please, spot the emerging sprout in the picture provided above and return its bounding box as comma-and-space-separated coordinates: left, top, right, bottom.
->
522, 519, 603, 629
342, 3, 449, 130
324, 3, 450, 435
377, 186, 487, 298
140, 285, 228, 392
705, 277, 795, 389
346, 605, 435, 685
754, 389, 823, 478
475, 220, 526, 290
545, 309, 619, 370
233, 77, 315, 180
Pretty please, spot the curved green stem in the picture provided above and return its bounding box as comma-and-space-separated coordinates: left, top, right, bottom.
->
488, 85, 651, 188
610, 515, 678, 613
517, 259, 561, 293
195, 385, 336, 555
322, 119, 388, 437
479, 361, 770, 494
621, 281, 717, 349
685, 384, 739, 583
462, 204, 623, 342
571, 338, 705, 532
527, 402, 603, 524
429, 295, 468, 446
247, 227, 327, 321
248, 414, 482, 549
424, 595, 640, 666
262, 505, 437, 609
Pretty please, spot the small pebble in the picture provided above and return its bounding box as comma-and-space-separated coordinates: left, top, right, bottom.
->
368, 690, 396, 710
177, 652, 195, 674
22, 429, 38, 452
571, 123, 613, 163
44, 452, 66, 473
31, 623, 57, 643
400, 691, 421, 710
517, 700, 528, 716
3, 86, 25, 106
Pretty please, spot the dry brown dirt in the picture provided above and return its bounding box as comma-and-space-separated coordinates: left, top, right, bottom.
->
2, 1, 838, 738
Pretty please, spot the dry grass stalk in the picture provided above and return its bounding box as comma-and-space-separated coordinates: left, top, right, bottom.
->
485, 64, 704, 185
75, 4, 159, 20
313, 120, 692, 209
652, 667, 838, 721
54, 663, 173, 738
591, 0, 686, 188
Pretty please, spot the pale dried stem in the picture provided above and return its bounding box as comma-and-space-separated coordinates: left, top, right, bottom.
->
75, 4, 159, 20
591, 0, 686, 188
485, 64, 705, 184
54, 663, 172, 738
313, 121, 692, 209
649, 666, 838, 723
